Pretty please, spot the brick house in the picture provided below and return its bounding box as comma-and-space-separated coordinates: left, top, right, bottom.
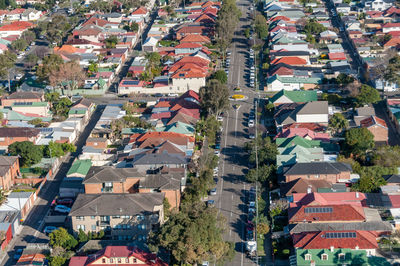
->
360, 116, 388, 143
83, 166, 182, 208
0, 156, 20, 191
69, 246, 168, 266
284, 162, 352, 183
85, 137, 109, 149
0, 128, 40, 148
69, 193, 164, 240
1, 91, 44, 107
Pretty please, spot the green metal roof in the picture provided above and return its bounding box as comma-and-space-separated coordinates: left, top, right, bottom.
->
296, 248, 390, 266
12, 101, 48, 107
270, 90, 318, 104
156, 121, 195, 135
67, 159, 92, 176
7, 110, 52, 122
121, 128, 148, 135
69, 109, 87, 115
276, 136, 321, 149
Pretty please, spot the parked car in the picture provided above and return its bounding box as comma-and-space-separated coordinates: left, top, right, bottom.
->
248, 207, 256, 213
209, 188, 217, 195
247, 230, 255, 241
217, 115, 224, 122
43, 226, 58, 234
214, 177, 219, 184
54, 205, 71, 214
56, 198, 74, 206
15, 73, 23, 81
248, 120, 255, 127
214, 150, 220, 157
215, 143, 221, 150
168, 93, 179, 97
207, 200, 215, 206
14, 249, 23, 260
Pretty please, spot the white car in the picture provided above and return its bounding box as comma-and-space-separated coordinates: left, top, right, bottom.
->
209, 188, 217, 195
15, 74, 23, 80
168, 93, 179, 97
217, 115, 223, 122
54, 205, 71, 214
214, 150, 220, 157
248, 120, 255, 127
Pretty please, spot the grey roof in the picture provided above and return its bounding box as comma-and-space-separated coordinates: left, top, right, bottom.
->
297, 101, 328, 115
69, 193, 164, 216
83, 166, 143, 184
103, 12, 122, 18
0, 156, 18, 176
355, 106, 375, 117
384, 175, 400, 183
8, 191, 32, 199
140, 174, 181, 190
285, 162, 352, 176
289, 221, 393, 233
132, 153, 186, 166
5, 91, 43, 100
272, 51, 310, 57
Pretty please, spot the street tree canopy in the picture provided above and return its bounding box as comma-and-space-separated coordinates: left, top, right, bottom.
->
329, 113, 349, 135
245, 134, 278, 166
356, 84, 380, 105
37, 54, 63, 83
149, 201, 234, 265
211, 70, 228, 84
199, 79, 229, 116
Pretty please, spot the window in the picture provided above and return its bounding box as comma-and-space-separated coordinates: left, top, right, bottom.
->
91, 216, 96, 219
102, 258, 106, 263
121, 215, 130, 219
91, 225, 96, 230
321, 254, 328, 261
76, 216, 85, 221
133, 258, 137, 263
112, 215, 120, 219
338, 253, 345, 261
305, 254, 312, 261
117, 258, 121, 263
77, 225, 85, 231
110, 259, 113, 263
125, 258, 129, 263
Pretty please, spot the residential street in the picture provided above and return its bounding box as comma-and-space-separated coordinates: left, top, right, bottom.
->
212, 0, 272, 264
0, 106, 104, 266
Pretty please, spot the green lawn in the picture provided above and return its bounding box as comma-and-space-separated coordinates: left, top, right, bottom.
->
257, 235, 265, 256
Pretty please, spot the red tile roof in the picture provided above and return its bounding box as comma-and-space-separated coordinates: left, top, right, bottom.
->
175, 42, 203, 49
382, 22, 400, 28
180, 34, 210, 43
328, 52, 347, 60
290, 192, 366, 208
289, 204, 366, 223
384, 37, 400, 47
130, 131, 195, 147
131, 7, 147, 15
269, 16, 291, 22
0, 21, 33, 32
177, 25, 206, 34
269, 66, 293, 76
271, 57, 307, 66
194, 13, 215, 24
69, 246, 167, 266
283, 123, 326, 132
389, 195, 400, 208
360, 116, 387, 129
384, 6, 400, 16
154, 100, 172, 108
292, 231, 378, 250
82, 16, 118, 27
275, 128, 330, 141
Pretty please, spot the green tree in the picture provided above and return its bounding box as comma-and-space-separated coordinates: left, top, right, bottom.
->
356, 84, 380, 105
371, 145, 400, 168
25, 53, 39, 69
351, 175, 387, 193
49, 256, 66, 266
211, 70, 228, 84
28, 118, 44, 127
105, 36, 118, 48
245, 164, 275, 183
336, 73, 355, 85
344, 128, 375, 158
254, 14, 269, 40
142, 52, 162, 80
329, 113, 349, 135
124, 21, 139, 32
199, 79, 229, 116
245, 135, 278, 166
37, 54, 64, 83
53, 97, 72, 117
45, 141, 65, 158
21, 30, 36, 44
87, 61, 98, 75
78, 229, 88, 243
8, 141, 43, 167
49, 227, 78, 250
61, 143, 76, 153
163, 197, 172, 219
11, 39, 28, 52
148, 201, 234, 264
0, 51, 16, 80
304, 19, 326, 35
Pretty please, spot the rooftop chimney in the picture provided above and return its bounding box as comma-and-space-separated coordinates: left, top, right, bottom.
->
307, 185, 312, 194
330, 246, 334, 252
356, 192, 359, 198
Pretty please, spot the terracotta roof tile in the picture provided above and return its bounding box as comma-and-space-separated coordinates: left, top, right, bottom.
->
271, 56, 307, 66
289, 204, 366, 223
360, 115, 387, 128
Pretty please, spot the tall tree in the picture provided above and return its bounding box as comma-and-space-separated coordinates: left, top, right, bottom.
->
49, 61, 86, 92
211, 70, 228, 84
356, 84, 380, 105
344, 127, 375, 158
329, 113, 349, 135
37, 54, 63, 83
8, 141, 43, 167
199, 79, 229, 116
11, 39, 28, 52
149, 201, 234, 265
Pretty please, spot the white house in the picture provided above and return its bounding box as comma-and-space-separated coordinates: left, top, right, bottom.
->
362, 0, 394, 11
266, 75, 321, 91
336, 3, 351, 14
21, 9, 42, 21
382, 23, 400, 33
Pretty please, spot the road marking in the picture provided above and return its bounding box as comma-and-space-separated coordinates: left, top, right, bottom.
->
234, 109, 239, 138
218, 111, 230, 212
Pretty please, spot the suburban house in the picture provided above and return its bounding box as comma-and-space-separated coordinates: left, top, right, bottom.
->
11, 102, 50, 117
0, 156, 20, 191
359, 116, 389, 143
0, 21, 33, 37
269, 90, 318, 106
1, 91, 44, 107
280, 178, 336, 200
69, 246, 168, 266
266, 75, 322, 91
0, 128, 41, 148
69, 193, 164, 240
283, 162, 353, 183
274, 101, 329, 128
66, 160, 92, 179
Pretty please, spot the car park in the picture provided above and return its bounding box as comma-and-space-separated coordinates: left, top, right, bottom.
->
54, 205, 71, 214
43, 226, 58, 234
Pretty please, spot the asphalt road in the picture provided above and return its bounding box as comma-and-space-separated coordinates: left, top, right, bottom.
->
211, 0, 272, 265
1, 106, 104, 266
